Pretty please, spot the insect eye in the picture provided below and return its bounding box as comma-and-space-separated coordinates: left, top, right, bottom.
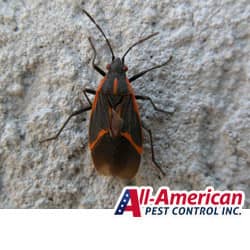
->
106, 64, 111, 70
123, 65, 128, 72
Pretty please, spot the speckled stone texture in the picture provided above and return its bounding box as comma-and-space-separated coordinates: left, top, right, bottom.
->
0, 0, 249, 208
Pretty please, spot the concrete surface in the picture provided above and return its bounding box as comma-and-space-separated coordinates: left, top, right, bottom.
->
0, 0, 249, 208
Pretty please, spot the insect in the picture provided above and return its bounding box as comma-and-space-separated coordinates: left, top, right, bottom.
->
40, 9, 172, 179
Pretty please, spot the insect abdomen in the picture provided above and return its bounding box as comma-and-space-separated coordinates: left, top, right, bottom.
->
91, 134, 141, 179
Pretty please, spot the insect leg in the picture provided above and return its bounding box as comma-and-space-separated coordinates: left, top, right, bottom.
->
135, 95, 173, 115
129, 56, 172, 82
39, 106, 91, 143
83, 88, 96, 106
141, 122, 166, 177
88, 37, 106, 76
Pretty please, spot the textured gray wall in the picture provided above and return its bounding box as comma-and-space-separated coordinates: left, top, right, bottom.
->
0, 0, 249, 208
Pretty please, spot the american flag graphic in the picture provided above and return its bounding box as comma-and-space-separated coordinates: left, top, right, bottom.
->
114, 189, 130, 215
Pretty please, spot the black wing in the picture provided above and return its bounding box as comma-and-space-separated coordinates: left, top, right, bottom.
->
89, 93, 142, 149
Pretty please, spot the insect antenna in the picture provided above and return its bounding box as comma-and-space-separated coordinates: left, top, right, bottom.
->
82, 8, 115, 61
122, 32, 159, 63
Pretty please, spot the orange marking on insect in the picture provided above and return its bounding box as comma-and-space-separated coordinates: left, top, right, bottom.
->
91, 76, 107, 114
121, 132, 143, 155
97, 76, 107, 91
89, 129, 108, 150
113, 78, 118, 95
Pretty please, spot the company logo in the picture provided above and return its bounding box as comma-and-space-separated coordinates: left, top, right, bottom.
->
114, 186, 245, 217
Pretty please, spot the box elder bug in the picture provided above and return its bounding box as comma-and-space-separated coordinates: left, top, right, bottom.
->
40, 9, 172, 179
